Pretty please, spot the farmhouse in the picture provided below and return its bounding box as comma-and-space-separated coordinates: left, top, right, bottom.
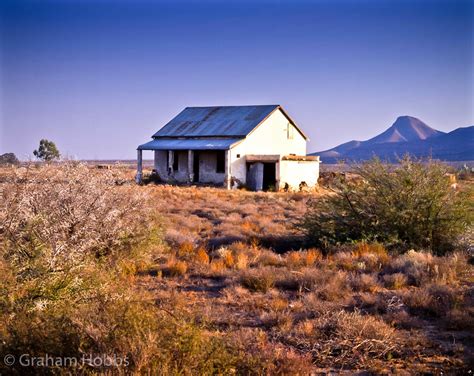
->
136, 105, 320, 191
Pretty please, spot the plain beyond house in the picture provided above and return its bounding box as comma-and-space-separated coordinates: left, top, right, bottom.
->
136, 105, 320, 191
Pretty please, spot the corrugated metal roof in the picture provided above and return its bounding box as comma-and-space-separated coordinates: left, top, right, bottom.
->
138, 138, 242, 151
153, 105, 279, 138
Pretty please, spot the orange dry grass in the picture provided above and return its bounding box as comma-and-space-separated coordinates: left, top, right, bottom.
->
195, 248, 210, 265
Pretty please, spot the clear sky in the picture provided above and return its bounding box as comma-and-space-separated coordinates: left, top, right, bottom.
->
0, 0, 472, 160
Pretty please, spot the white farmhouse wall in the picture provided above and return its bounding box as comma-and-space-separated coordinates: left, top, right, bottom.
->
279, 160, 319, 191
230, 108, 308, 186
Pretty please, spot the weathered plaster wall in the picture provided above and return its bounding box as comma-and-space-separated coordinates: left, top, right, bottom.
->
198, 151, 225, 184
154, 150, 168, 178
153, 150, 190, 183
154, 150, 225, 185
279, 160, 319, 190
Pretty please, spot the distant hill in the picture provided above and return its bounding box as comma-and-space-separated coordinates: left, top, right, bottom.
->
311, 116, 473, 162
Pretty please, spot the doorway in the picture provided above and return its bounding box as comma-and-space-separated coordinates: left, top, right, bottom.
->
263, 163, 276, 191
193, 151, 200, 182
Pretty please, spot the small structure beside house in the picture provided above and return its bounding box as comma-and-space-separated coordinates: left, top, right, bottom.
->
136, 105, 320, 191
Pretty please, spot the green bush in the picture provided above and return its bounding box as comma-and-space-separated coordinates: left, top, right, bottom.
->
301, 157, 472, 254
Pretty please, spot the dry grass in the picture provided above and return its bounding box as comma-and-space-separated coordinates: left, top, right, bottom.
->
1, 165, 473, 374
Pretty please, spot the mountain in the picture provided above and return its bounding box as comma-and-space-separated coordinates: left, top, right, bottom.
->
311, 116, 473, 162
367, 116, 444, 143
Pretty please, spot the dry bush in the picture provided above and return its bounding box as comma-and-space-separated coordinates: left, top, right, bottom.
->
383, 273, 408, 290
163, 259, 188, 277
330, 244, 390, 273
352, 242, 389, 259
0, 164, 153, 268
354, 243, 390, 269
284, 249, 321, 269
230, 328, 313, 375
240, 267, 276, 293
209, 259, 226, 274
332, 251, 367, 272
256, 249, 285, 267
195, 247, 210, 265
402, 284, 463, 318
303, 248, 322, 265
224, 252, 235, 268
275, 267, 325, 292
316, 270, 352, 302
444, 307, 474, 331
387, 250, 463, 286
286, 251, 303, 268
350, 272, 380, 292
287, 310, 400, 368
0, 164, 244, 374
178, 241, 195, 256
235, 252, 249, 270
276, 268, 352, 302
207, 246, 249, 270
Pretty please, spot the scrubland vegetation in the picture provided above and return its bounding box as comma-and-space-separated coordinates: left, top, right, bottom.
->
0, 160, 473, 374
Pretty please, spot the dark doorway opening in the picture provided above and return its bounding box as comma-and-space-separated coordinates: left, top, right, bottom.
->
193, 151, 200, 182
216, 151, 225, 173
263, 163, 276, 191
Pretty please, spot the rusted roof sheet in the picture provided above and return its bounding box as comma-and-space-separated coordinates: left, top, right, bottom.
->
246, 155, 280, 162
282, 155, 320, 161
153, 105, 279, 138
138, 138, 243, 151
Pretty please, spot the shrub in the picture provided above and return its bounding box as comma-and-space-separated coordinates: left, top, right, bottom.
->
210, 259, 226, 274
235, 253, 249, 270
387, 250, 460, 286
402, 284, 462, 318
351, 272, 380, 292
383, 273, 408, 290
301, 157, 472, 254
224, 252, 235, 268
164, 259, 188, 277
240, 268, 276, 293
276, 268, 323, 292
286, 251, 303, 268
303, 248, 322, 265
287, 310, 399, 367
0, 164, 183, 372
256, 250, 285, 267
195, 247, 210, 265
178, 241, 195, 256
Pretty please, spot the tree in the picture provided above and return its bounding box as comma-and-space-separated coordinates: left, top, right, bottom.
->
0, 153, 19, 165
33, 139, 60, 161
301, 156, 472, 255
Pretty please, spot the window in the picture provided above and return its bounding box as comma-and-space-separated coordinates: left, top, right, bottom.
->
287, 123, 294, 140
173, 153, 179, 171
216, 151, 225, 173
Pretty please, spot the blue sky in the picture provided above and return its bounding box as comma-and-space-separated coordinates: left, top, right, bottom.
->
1, 0, 472, 159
